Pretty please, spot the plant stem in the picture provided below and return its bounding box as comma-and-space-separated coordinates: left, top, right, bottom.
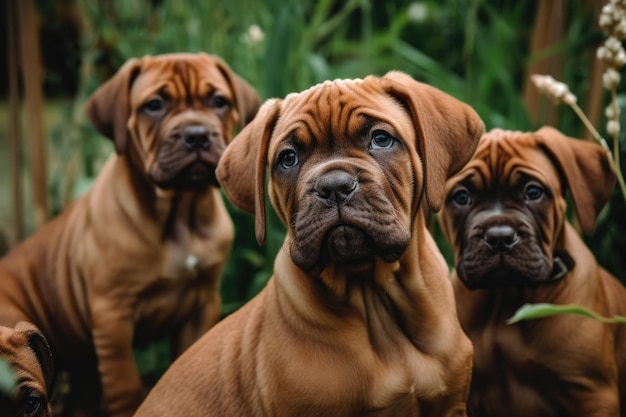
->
569, 101, 626, 205
611, 88, 621, 168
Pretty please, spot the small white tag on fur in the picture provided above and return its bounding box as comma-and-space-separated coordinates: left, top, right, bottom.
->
185, 255, 199, 271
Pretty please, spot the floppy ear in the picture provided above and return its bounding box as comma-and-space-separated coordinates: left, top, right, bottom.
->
216, 99, 282, 245
85, 58, 142, 155
14, 322, 54, 396
535, 126, 615, 235
204, 53, 261, 127
232, 74, 261, 126
382, 71, 484, 212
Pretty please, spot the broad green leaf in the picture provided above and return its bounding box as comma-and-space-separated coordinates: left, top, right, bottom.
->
0, 358, 15, 395
507, 303, 626, 325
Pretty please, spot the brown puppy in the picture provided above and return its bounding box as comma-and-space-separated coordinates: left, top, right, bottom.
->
439, 127, 626, 417
0, 322, 54, 417
0, 53, 260, 417
134, 72, 484, 417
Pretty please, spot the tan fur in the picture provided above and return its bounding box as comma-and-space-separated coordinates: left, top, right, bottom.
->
135, 72, 484, 417
0, 53, 260, 417
439, 127, 626, 417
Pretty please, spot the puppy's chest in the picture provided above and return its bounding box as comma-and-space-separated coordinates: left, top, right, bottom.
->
159, 228, 226, 281
152, 191, 233, 281
471, 324, 569, 415
473, 324, 542, 373
134, 227, 228, 327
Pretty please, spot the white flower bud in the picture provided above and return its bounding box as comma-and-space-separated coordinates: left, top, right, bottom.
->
563, 92, 577, 106
600, 13, 614, 30
607, 37, 622, 52
615, 49, 626, 66
615, 21, 626, 39
531, 74, 549, 88
607, 120, 620, 136
247, 24, 264, 44
551, 83, 566, 98
531, 74, 578, 105
603, 68, 621, 89
407, 2, 428, 23
605, 104, 620, 119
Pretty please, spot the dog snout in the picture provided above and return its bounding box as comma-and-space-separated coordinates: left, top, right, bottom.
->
483, 224, 519, 253
315, 171, 358, 205
182, 125, 211, 151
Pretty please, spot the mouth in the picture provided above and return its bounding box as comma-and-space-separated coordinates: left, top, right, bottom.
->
325, 225, 374, 263
291, 223, 407, 272
182, 158, 217, 182
458, 263, 530, 289
151, 151, 220, 190
456, 251, 552, 289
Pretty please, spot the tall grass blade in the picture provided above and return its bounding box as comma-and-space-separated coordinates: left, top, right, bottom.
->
508, 303, 626, 325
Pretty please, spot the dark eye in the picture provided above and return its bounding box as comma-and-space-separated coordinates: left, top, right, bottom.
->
525, 184, 544, 201
212, 95, 229, 109
279, 149, 298, 169
143, 98, 164, 113
370, 130, 394, 149
23, 395, 43, 415
452, 188, 471, 205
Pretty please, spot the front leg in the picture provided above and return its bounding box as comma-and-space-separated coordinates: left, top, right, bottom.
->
91, 296, 143, 417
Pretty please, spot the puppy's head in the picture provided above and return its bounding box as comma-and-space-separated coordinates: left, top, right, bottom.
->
0, 322, 54, 417
439, 127, 615, 289
86, 53, 260, 191
217, 72, 483, 274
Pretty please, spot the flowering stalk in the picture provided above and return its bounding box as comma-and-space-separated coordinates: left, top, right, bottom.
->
531, 0, 626, 206
531, 74, 626, 203
598, 0, 626, 169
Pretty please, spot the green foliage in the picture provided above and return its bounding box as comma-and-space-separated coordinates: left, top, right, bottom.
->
508, 303, 626, 325
133, 341, 171, 387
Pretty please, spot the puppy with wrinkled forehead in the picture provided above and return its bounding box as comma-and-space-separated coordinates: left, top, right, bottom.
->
0, 53, 260, 417
439, 127, 626, 417
134, 71, 484, 417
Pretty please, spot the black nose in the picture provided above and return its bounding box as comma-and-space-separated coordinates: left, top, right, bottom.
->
315, 171, 358, 205
483, 225, 519, 253
182, 125, 210, 150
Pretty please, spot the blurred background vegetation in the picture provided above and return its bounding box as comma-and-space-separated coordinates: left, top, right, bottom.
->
1, 0, 625, 389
